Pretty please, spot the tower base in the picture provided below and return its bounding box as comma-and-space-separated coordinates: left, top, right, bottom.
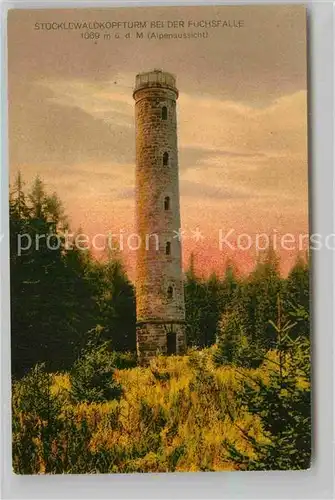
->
136, 320, 186, 365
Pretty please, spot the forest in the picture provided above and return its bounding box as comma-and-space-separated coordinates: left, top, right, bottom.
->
10, 174, 311, 473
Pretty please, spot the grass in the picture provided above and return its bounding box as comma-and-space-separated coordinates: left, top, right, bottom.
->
12, 348, 271, 474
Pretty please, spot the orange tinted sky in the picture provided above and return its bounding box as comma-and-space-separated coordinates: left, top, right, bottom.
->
8, 5, 308, 278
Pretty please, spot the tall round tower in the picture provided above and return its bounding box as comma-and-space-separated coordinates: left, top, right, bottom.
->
133, 69, 186, 364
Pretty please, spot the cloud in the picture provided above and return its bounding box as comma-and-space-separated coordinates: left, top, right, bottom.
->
180, 179, 249, 200
178, 91, 307, 158
38, 79, 134, 127
8, 5, 307, 106
8, 5, 308, 275
117, 187, 135, 199
9, 81, 135, 167
9, 76, 308, 261
10, 77, 307, 211
179, 145, 266, 170
177, 90, 307, 204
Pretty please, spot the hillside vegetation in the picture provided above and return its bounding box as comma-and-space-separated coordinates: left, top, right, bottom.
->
10, 175, 311, 473
12, 336, 310, 474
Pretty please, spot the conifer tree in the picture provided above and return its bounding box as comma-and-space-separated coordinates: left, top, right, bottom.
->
94, 254, 136, 352
10, 175, 98, 375
223, 299, 311, 470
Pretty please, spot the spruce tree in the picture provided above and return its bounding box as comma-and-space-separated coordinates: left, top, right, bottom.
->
223, 299, 311, 470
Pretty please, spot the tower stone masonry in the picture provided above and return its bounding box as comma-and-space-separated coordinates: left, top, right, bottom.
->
133, 69, 186, 364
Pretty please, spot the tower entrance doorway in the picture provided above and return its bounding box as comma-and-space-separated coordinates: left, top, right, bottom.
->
167, 329, 177, 355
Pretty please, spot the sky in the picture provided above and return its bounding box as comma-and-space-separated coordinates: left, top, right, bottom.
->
8, 5, 308, 278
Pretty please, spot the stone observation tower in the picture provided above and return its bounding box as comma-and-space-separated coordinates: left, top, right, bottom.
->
133, 69, 186, 364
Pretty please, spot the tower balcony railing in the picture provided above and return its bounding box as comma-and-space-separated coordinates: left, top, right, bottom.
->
134, 70, 178, 95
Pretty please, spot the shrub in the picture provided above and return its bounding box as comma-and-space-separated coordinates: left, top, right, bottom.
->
12, 363, 63, 473
214, 312, 264, 369
70, 343, 122, 403
223, 311, 311, 470
12, 363, 61, 418
110, 351, 137, 370
224, 353, 311, 470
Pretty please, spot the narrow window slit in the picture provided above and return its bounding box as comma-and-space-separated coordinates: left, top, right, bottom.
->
163, 152, 169, 166
164, 196, 170, 210
162, 106, 168, 120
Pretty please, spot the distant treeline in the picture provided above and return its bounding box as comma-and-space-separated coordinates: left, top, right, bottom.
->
10, 174, 135, 377
10, 174, 309, 377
